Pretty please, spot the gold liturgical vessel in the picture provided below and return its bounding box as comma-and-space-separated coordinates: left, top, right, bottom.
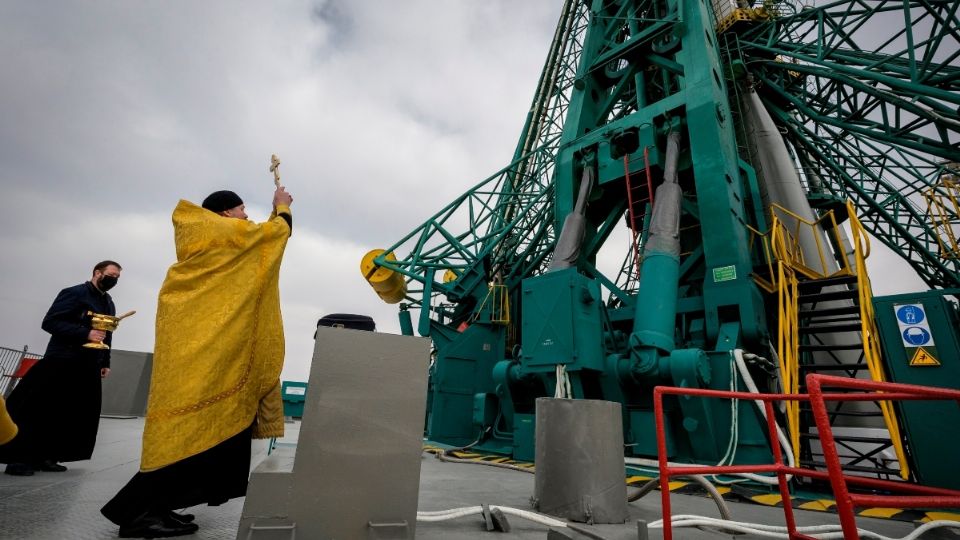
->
83, 310, 136, 350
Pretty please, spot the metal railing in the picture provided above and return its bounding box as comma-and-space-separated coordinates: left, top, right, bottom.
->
748, 201, 910, 478
925, 173, 960, 260
0, 346, 43, 397
769, 203, 854, 281
653, 374, 960, 540
846, 199, 910, 479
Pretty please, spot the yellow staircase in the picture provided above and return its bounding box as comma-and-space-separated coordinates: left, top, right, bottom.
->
753, 201, 910, 481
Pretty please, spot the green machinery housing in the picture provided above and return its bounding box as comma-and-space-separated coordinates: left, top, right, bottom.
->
362, 0, 960, 485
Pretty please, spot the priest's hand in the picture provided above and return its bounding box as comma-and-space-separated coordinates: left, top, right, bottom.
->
88, 329, 106, 342
273, 186, 293, 209
101, 368, 110, 379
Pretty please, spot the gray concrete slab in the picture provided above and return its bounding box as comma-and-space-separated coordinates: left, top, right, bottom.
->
238, 328, 431, 540
100, 350, 152, 417
0, 417, 942, 540
0, 417, 269, 540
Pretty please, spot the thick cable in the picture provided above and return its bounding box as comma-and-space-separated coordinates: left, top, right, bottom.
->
433, 451, 535, 473
711, 357, 742, 485
417, 507, 960, 540
625, 455, 780, 486
734, 349, 796, 474
627, 475, 731, 520
416, 505, 565, 528
627, 349, 795, 486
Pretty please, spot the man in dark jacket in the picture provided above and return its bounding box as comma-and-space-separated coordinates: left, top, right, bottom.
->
0, 260, 122, 476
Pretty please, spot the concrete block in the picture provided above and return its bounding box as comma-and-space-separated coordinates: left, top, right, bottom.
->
237, 328, 430, 540
101, 349, 152, 417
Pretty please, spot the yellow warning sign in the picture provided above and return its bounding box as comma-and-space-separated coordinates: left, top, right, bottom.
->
909, 348, 940, 367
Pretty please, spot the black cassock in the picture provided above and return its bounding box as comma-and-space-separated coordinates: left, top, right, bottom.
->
0, 281, 114, 464
100, 425, 252, 526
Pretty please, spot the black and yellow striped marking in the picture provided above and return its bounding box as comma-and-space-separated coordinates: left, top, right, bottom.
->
424, 445, 960, 524
731, 485, 960, 524
423, 445, 535, 470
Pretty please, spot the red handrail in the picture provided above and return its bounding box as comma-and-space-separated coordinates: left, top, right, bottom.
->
653, 373, 960, 540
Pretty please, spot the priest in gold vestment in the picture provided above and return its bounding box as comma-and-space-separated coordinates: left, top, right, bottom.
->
102, 186, 293, 539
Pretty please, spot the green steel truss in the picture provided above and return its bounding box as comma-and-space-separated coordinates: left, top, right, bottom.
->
731, 0, 960, 288
364, 0, 960, 467
378, 0, 959, 322
374, 1, 590, 331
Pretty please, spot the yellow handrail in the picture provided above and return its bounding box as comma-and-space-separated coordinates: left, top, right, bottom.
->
846, 200, 910, 480
747, 224, 778, 293
924, 176, 960, 259
768, 204, 854, 280
766, 201, 909, 476
473, 282, 510, 325
769, 219, 803, 459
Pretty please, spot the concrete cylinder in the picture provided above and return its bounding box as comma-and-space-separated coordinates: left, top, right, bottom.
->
533, 398, 628, 524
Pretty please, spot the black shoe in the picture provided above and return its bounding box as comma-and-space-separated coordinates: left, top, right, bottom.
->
35, 460, 67, 472
4, 463, 34, 476
118, 516, 198, 538
159, 510, 195, 526
169, 511, 195, 523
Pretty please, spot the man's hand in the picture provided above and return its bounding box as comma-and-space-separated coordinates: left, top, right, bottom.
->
101, 367, 110, 379
273, 186, 293, 208
88, 329, 106, 342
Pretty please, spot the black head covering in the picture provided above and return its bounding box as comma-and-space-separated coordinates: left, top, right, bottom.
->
201, 190, 243, 213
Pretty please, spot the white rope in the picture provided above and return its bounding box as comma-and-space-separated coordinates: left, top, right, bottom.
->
554, 364, 572, 398
416, 507, 960, 540
494, 506, 567, 528
416, 505, 565, 527
734, 349, 796, 476
711, 356, 742, 484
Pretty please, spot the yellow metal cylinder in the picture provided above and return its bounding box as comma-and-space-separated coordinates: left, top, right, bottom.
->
361, 249, 407, 304
376, 283, 407, 304
0, 396, 18, 446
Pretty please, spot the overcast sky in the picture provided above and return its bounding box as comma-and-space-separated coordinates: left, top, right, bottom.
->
0, 1, 928, 382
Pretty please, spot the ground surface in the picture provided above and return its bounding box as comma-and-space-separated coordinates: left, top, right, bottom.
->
0, 417, 945, 539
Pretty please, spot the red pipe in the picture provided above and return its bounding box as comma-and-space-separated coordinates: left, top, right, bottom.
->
623, 155, 642, 279
653, 375, 960, 540
643, 145, 655, 206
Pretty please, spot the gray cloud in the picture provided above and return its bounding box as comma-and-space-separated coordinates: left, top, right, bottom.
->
0, 1, 561, 381
0, 1, 933, 382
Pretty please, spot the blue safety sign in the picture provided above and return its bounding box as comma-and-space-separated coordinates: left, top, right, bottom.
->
894, 303, 935, 349
902, 327, 932, 347
896, 305, 925, 325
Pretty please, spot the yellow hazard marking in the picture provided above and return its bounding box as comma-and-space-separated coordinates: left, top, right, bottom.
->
751, 494, 783, 506
715, 487, 732, 495
667, 481, 689, 490
922, 512, 960, 523
626, 475, 654, 483
799, 499, 837, 511
909, 348, 940, 366
859, 507, 903, 518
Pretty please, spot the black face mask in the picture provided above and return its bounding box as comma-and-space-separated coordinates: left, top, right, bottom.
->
98, 275, 118, 292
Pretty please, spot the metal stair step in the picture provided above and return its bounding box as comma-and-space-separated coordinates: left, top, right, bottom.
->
798, 363, 871, 371
798, 305, 861, 318
800, 433, 893, 444
799, 315, 862, 326
799, 289, 860, 303
796, 408, 883, 417
797, 274, 860, 293
799, 460, 900, 475
799, 323, 863, 335
798, 343, 863, 352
